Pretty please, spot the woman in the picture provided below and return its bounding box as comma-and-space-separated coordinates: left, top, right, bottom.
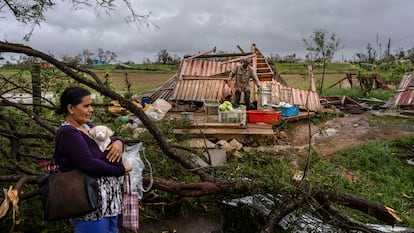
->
55, 86, 131, 233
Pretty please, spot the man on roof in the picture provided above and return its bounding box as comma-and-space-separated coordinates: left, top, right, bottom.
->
228, 58, 261, 109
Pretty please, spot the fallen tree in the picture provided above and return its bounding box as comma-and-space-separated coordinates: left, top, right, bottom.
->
0, 41, 405, 232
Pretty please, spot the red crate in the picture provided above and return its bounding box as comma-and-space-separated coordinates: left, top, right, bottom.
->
247, 110, 281, 123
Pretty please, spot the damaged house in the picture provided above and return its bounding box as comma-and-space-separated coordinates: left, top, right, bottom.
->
148, 44, 321, 113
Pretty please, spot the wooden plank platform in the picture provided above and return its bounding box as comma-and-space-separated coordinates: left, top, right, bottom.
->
171, 112, 275, 144
279, 112, 315, 124
173, 123, 273, 135
169, 110, 314, 144
173, 125, 275, 144
280, 111, 315, 122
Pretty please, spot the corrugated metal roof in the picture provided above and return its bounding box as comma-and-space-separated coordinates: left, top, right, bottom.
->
149, 75, 177, 101
171, 79, 226, 101
396, 89, 414, 106
179, 59, 238, 79
260, 80, 321, 111
169, 79, 321, 111
394, 71, 414, 107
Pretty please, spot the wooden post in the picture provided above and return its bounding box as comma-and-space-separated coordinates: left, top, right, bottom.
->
308, 65, 316, 92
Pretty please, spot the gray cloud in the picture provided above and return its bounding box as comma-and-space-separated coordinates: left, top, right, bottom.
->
2, 0, 414, 63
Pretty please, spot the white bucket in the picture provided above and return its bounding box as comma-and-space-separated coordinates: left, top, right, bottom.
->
261, 87, 271, 106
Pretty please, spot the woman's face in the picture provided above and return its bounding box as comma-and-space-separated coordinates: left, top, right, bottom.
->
68, 95, 93, 125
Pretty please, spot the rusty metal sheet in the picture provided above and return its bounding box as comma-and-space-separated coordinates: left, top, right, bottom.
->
148, 75, 177, 101
179, 59, 238, 79
396, 89, 414, 106
261, 80, 321, 112
171, 79, 226, 102
397, 72, 413, 91
394, 72, 414, 107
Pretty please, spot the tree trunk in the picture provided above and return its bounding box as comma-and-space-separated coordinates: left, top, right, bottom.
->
31, 63, 42, 115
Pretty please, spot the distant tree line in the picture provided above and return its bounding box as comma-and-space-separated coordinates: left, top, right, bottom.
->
61, 48, 118, 65
1, 48, 118, 68
355, 39, 414, 65
1, 48, 183, 67
267, 53, 299, 63
267, 36, 414, 66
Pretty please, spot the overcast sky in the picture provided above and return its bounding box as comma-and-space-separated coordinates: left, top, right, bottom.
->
2, 0, 414, 63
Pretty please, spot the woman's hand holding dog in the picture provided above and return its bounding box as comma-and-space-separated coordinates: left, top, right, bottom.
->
124, 165, 132, 174
106, 140, 123, 163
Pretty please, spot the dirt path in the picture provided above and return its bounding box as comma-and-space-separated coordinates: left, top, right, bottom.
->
281, 111, 414, 157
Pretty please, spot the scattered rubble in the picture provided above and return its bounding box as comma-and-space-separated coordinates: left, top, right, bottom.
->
182, 138, 216, 149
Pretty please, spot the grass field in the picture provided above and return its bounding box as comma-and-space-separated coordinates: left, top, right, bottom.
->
281, 73, 346, 89
100, 72, 172, 94
103, 62, 356, 94
274, 61, 360, 75
103, 69, 349, 95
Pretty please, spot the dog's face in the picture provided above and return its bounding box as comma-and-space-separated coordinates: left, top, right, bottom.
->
90, 125, 113, 142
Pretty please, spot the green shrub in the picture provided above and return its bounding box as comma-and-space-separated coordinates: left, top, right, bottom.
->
310, 135, 414, 227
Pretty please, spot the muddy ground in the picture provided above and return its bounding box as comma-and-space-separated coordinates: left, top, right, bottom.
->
279, 110, 414, 157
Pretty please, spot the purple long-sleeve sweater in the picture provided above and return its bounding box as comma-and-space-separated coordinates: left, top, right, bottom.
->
54, 125, 125, 177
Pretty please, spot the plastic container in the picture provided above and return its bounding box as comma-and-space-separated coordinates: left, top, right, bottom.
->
203, 99, 219, 115
152, 99, 172, 113
247, 110, 281, 123
181, 112, 194, 125
261, 87, 271, 106
141, 97, 151, 105
281, 105, 299, 117
205, 105, 219, 115
219, 109, 246, 123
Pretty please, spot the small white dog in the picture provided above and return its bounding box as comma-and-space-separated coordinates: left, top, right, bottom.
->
89, 125, 114, 152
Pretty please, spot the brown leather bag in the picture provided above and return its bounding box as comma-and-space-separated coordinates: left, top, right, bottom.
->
38, 169, 99, 221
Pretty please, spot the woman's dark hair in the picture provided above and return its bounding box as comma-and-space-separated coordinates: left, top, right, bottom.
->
56, 86, 91, 115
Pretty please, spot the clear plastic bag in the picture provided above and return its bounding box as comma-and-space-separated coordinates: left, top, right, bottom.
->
122, 143, 153, 198
145, 106, 165, 121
